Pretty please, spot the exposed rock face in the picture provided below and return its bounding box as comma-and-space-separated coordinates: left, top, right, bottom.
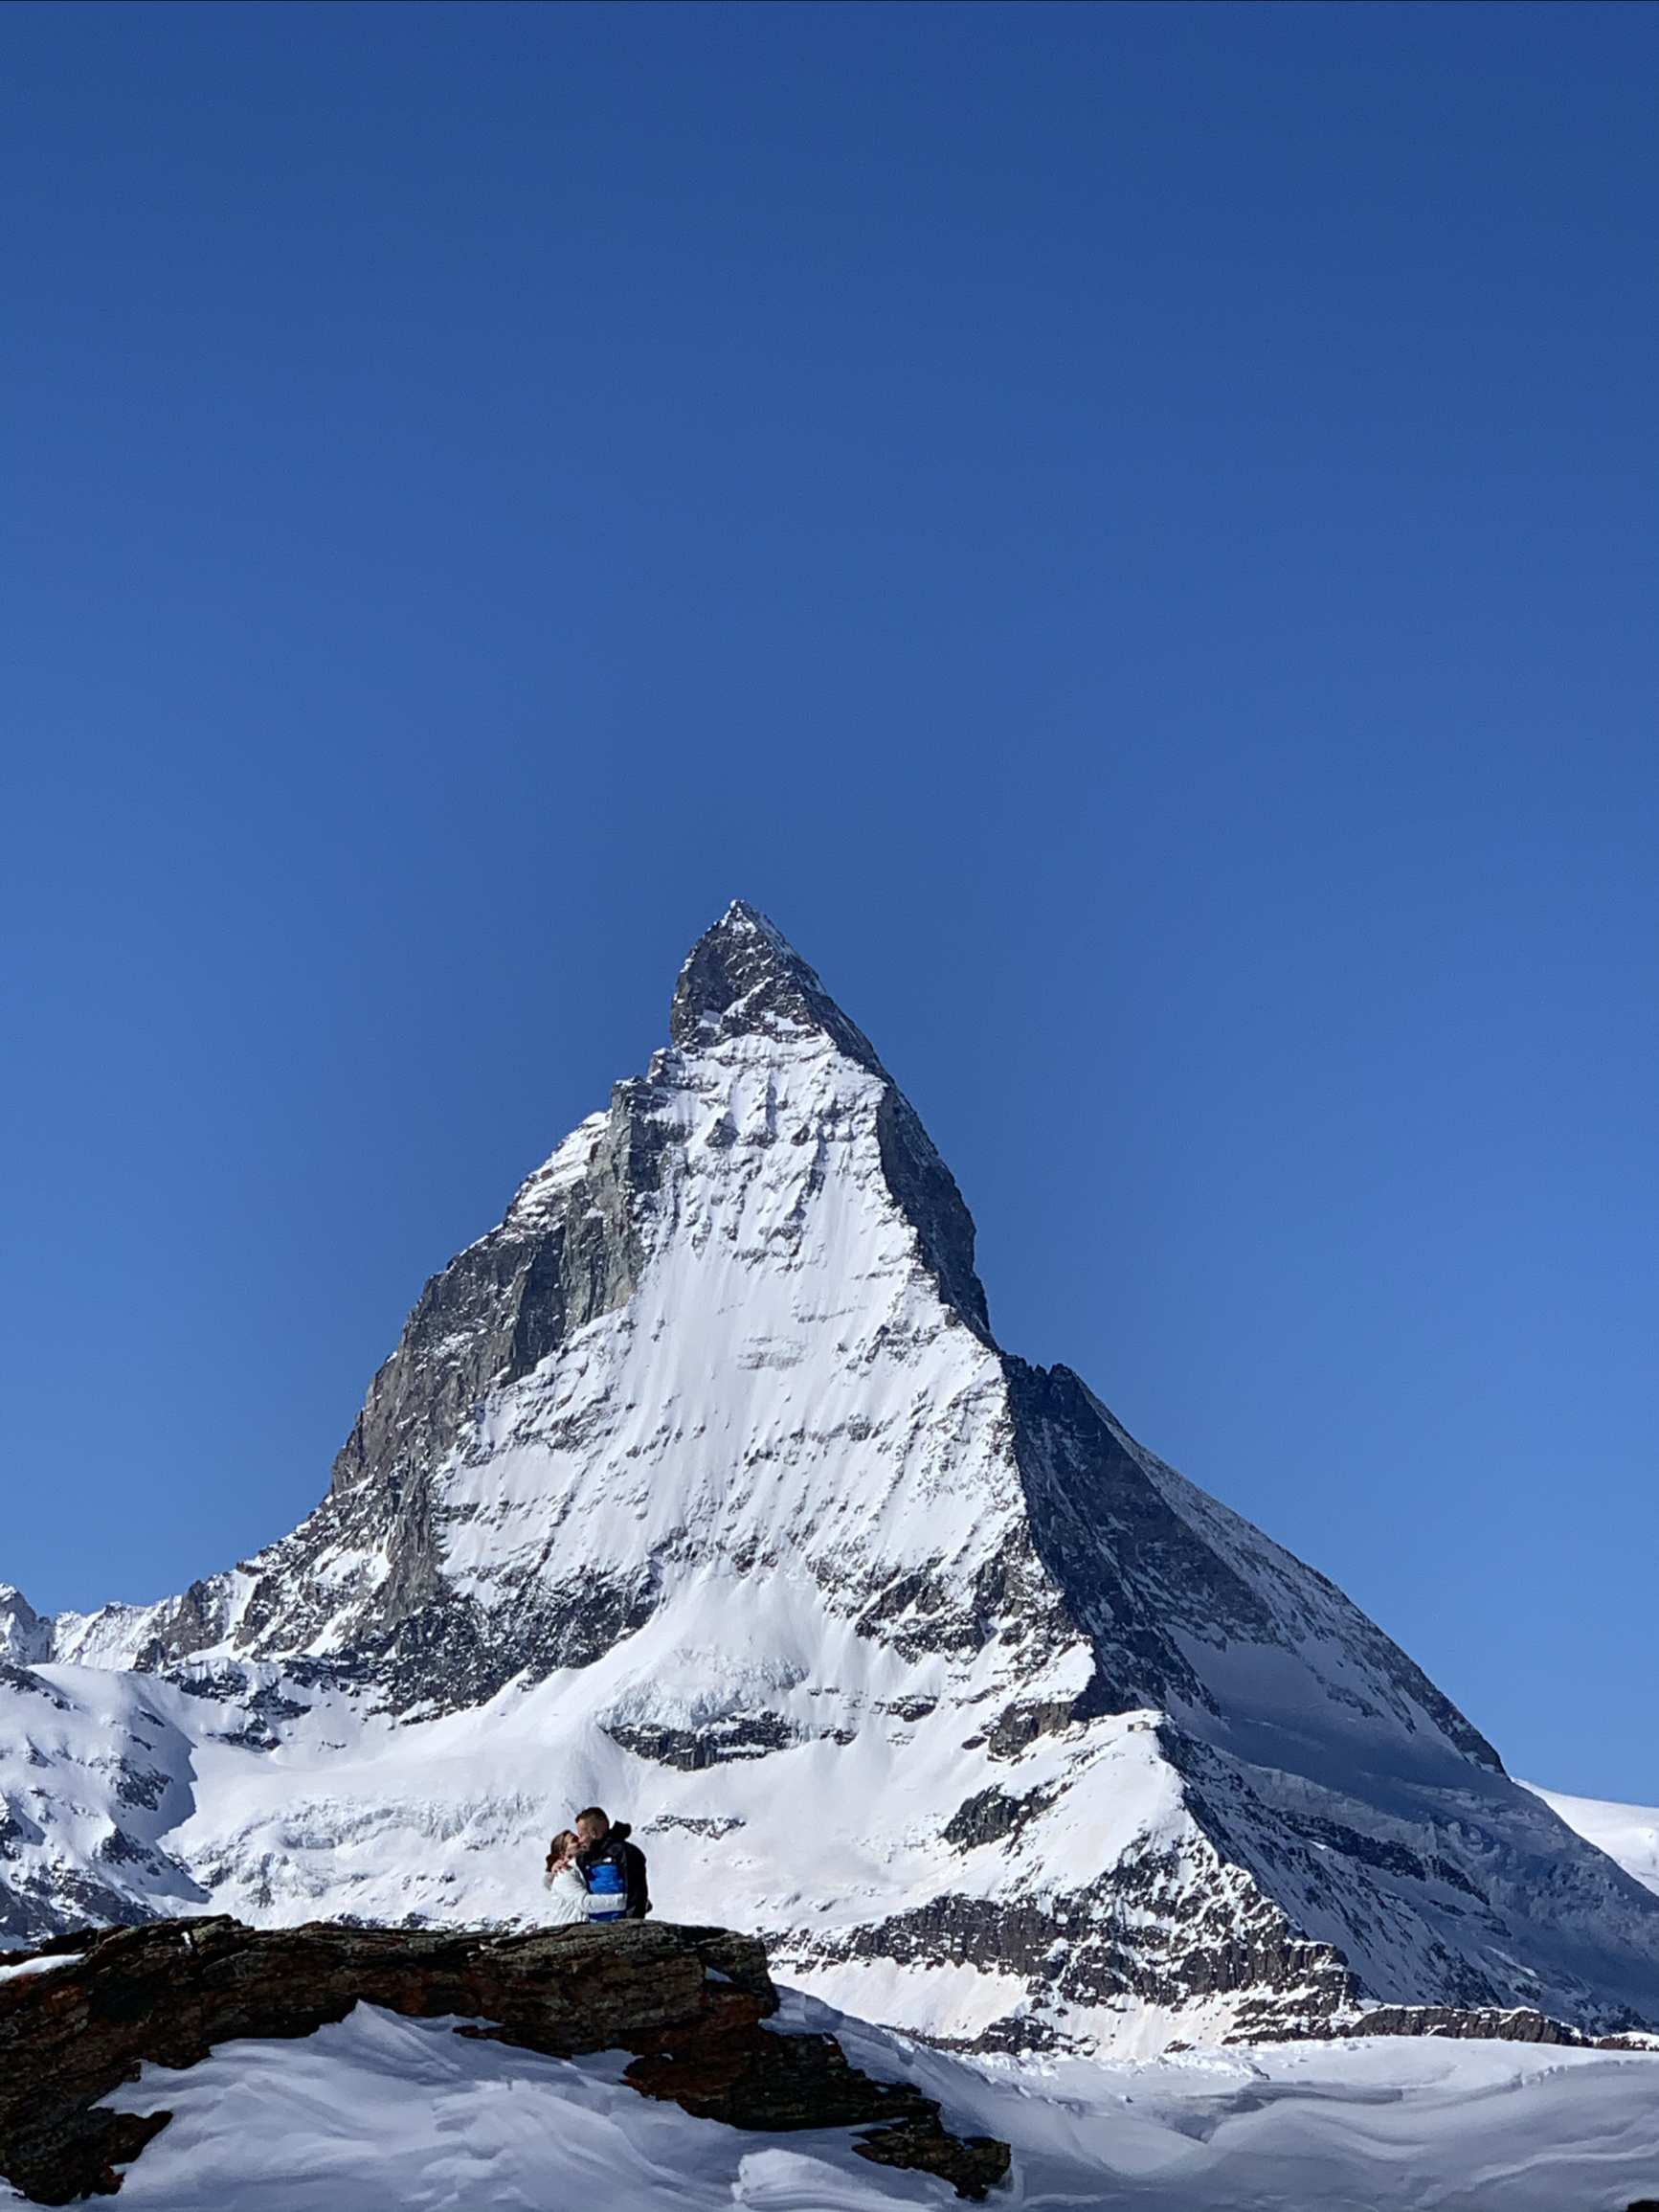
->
0, 1915, 1007, 2204
11, 902, 1659, 2050
625, 2012, 1010, 2197
792, 1826, 1365, 2053
1346, 2003, 1659, 2051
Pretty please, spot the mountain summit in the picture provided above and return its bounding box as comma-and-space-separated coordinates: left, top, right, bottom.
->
7, 907, 1657, 2047
671, 902, 883, 1066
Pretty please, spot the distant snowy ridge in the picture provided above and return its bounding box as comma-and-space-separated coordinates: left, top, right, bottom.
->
1520, 1783, 1659, 1899
5, 903, 1657, 2049
0, 1590, 50, 1669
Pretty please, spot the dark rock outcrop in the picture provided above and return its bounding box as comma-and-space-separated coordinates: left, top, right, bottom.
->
0, 1916, 1009, 2204
785, 1841, 1361, 2052
942, 1785, 1056, 1851
626, 2018, 1010, 2197
605, 1711, 808, 1769
1351, 2002, 1589, 2045
1347, 2002, 1659, 2052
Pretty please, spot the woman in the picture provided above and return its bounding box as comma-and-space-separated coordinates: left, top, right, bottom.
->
542, 1829, 592, 1926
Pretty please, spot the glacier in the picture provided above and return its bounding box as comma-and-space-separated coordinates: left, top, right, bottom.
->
3, 901, 1656, 2051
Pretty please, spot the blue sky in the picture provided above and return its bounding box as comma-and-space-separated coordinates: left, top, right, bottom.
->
2, 1, 1654, 1800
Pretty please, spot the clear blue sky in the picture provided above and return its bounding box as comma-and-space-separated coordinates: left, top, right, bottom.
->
2, 3, 1654, 1801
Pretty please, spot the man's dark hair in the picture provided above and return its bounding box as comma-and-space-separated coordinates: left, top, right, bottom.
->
574, 1806, 609, 1829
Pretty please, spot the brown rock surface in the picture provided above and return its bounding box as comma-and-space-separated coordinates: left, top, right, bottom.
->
0, 1915, 1008, 2203
625, 2016, 1011, 2198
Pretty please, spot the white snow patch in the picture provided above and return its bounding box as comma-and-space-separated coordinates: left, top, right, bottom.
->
48, 1994, 1659, 2212
0, 1951, 82, 1982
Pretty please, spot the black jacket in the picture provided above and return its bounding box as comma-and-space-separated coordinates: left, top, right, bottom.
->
579, 1822, 650, 1919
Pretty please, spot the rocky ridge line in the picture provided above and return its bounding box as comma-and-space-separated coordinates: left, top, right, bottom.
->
1344, 2002, 1659, 2052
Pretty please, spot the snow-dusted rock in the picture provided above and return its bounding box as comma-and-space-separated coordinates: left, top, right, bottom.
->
5, 904, 1657, 2047
0, 1591, 49, 1671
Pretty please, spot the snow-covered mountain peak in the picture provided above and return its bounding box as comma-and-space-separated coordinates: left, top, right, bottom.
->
666, 902, 990, 1342
7, 906, 1658, 2043
0, 1587, 50, 1668
669, 900, 883, 1072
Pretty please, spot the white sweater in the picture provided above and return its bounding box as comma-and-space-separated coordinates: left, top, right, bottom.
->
542, 1863, 593, 1926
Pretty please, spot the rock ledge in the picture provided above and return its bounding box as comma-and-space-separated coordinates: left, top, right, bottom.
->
0, 1917, 1010, 2203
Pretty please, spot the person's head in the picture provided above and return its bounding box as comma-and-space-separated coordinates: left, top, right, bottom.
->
574, 1806, 610, 1848
546, 1827, 578, 1870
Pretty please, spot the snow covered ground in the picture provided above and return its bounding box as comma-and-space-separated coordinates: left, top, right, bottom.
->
1523, 1783, 1659, 1900
24, 1990, 1653, 2212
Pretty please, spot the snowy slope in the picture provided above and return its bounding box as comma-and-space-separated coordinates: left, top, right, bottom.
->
0, 1662, 206, 1940
1521, 1784, 1659, 1899
6, 903, 1658, 2046
20, 1998, 1656, 2212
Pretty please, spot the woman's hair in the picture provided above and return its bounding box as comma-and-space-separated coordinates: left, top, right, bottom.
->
547, 1828, 579, 1863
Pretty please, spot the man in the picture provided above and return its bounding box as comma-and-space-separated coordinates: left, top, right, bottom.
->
574, 1805, 650, 1922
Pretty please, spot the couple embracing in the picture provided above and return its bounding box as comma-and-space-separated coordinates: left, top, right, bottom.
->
543, 1804, 650, 1926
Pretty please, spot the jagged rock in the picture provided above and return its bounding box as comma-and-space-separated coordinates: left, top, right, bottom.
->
1350, 2002, 1593, 2046
856, 2118, 1013, 2199
625, 2019, 1008, 2197
1346, 2002, 1659, 2054
624, 2009, 1010, 2200
0, 1915, 1008, 2204
0, 1915, 722, 2201
943, 1785, 1054, 1850
605, 1712, 807, 1769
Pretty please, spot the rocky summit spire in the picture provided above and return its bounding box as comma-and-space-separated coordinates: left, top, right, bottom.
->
667, 897, 995, 1344
669, 901, 885, 1073
670, 902, 992, 1343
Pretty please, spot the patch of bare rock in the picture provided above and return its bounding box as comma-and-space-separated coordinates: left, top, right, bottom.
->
1346, 2002, 1659, 2051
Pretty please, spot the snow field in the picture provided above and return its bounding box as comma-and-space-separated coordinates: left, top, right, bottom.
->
24, 1996, 1651, 2212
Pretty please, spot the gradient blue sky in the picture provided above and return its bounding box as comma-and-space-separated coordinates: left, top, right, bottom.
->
2, 2, 1655, 1799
